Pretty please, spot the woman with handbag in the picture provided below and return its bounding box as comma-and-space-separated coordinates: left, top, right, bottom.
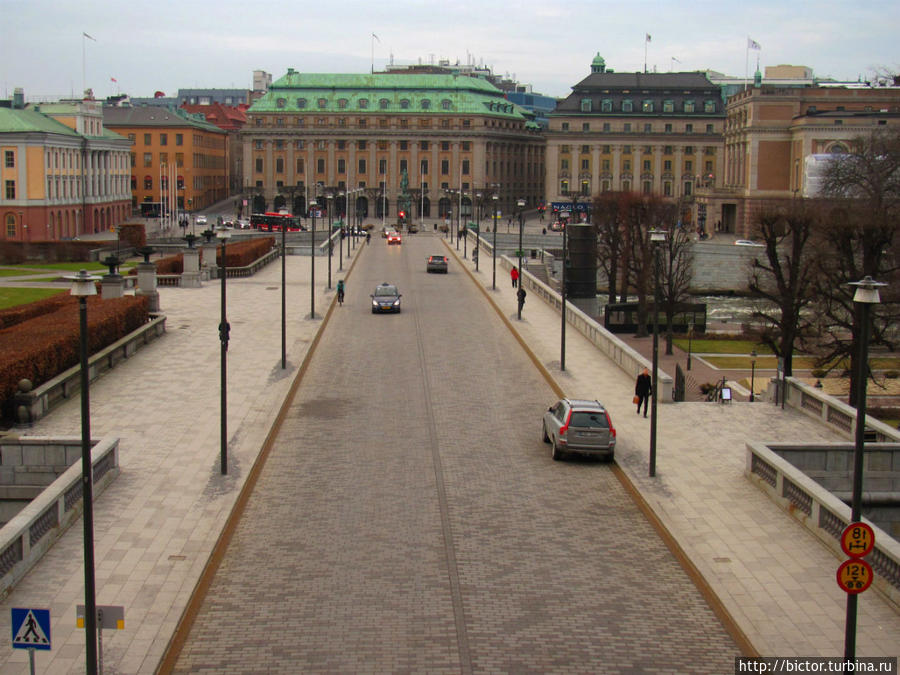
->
635, 368, 652, 417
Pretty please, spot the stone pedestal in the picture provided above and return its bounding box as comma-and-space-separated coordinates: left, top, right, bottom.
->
201, 241, 219, 274
182, 248, 202, 288
135, 261, 160, 311
101, 273, 125, 299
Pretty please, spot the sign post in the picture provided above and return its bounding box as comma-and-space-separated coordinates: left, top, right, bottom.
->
78, 605, 124, 675
12, 608, 51, 675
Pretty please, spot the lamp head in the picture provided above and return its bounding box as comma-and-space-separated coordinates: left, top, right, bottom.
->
649, 228, 667, 244
66, 269, 100, 297
216, 224, 232, 240
848, 276, 886, 304
517, 198, 525, 208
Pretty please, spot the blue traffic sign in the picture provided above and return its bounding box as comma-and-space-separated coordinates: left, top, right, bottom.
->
11, 608, 51, 650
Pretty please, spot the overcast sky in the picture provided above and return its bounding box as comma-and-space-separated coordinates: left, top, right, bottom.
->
2, 0, 897, 102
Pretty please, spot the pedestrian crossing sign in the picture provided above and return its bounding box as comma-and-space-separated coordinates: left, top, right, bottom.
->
11, 608, 51, 650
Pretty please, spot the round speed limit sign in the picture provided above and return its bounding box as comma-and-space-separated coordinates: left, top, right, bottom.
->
837, 559, 873, 595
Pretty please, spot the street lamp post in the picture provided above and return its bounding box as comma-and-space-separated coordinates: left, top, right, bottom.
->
338, 191, 344, 271
561, 194, 576, 372
687, 322, 694, 371
517, 198, 526, 320
649, 229, 667, 477
326, 193, 333, 290
463, 193, 468, 259
66, 269, 101, 675
844, 275, 885, 660
217, 225, 231, 475
749, 350, 757, 402
309, 199, 317, 319
281, 212, 286, 369
492, 194, 499, 290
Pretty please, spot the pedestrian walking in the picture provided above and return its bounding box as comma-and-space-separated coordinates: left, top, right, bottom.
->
510, 266, 519, 288
635, 367, 652, 417
336, 279, 345, 306
516, 286, 526, 315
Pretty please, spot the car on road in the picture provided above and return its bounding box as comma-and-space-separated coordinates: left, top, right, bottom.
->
370, 283, 402, 313
427, 255, 449, 273
387, 231, 402, 245
734, 239, 764, 247
195, 215, 208, 225
549, 220, 564, 232
542, 398, 616, 461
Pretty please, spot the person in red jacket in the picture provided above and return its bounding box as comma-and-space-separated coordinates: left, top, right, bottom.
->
510, 266, 519, 288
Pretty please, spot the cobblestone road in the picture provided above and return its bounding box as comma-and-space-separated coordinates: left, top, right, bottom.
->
171, 235, 739, 673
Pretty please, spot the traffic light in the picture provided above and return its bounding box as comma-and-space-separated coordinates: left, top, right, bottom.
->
399, 210, 405, 218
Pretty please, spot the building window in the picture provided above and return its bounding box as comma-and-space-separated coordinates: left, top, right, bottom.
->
420, 99, 431, 109
623, 145, 631, 154
143, 153, 152, 167
581, 145, 590, 154
683, 100, 695, 113
624, 123, 632, 133
297, 98, 307, 108
380, 99, 390, 109
601, 99, 612, 113
685, 123, 693, 133
421, 159, 428, 174
379, 159, 387, 175
623, 160, 631, 172
275, 158, 284, 173
4, 151, 13, 168
400, 99, 410, 109
5, 214, 15, 237
706, 124, 714, 134
275, 140, 284, 150
441, 141, 450, 151
144, 133, 152, 145
462, 159, 470, 175
144, 176, 152, 190
644, 123, 652, 133
255, 158, 263, 173
663, 100, 674, 113
441, 99, 452, 110
642, 100, 653, 113
685, 146, 694, 155
358, 158, 366, 173
175, 133, 183, 146
160, 133, 167, 146
582, 122, 590, 131
704, 100, 716, 113
602, 159, 610, 171
4, 180, 15, 199
561, 122, 569, 131
581, 159, 590, 170
685, 160, 693, 172
317, 158, 325, 173
643, 181, 652, 194
665, 123, 672, 133
318, 98, 327, 109
581, 98, 592, 112
358, 118, 367, 128
297, 158, 305, 173
338, 159, 346, 174
296, 140, 304, 149
398, 159, 407, 174
622, 99, 633, 112
462, 119, 471, 129
560, 180, 569, 193
127, 133, 136, 143
664, 181, 672, 196
338, 98, 348, 109
684, 181, 692, 195
705, 160, 713, 172
602, 122, 610, 132
276, 118, 285, 127
276, 98, 286, 108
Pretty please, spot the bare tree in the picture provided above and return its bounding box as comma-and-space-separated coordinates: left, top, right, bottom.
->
592, 192, 628, 305
815, 129, 900, 404
658, 225, 694, 355
747, 203, 818, 377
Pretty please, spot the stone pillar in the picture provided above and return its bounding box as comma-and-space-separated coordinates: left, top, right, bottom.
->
201, 240, 219, 278
182, 248, 202, 288
101, 273, 125, 299
135, 261, 160, 312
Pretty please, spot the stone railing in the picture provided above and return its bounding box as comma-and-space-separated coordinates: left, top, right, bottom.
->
483, 248, 674, 402
746, 441, 900, 610
14, 314, 167, 426
771, 377, 900, 443
0, 436, 119, 601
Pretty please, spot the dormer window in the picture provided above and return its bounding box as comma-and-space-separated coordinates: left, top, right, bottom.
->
297, 98, 307, 109
441, 99, 452, 110
359, 98, 369, 109
420, 99, 431, 109
379, 98, 390, 109
337, 98, 348, 109
276, 98, 286, 109
400, 99, 410, 109
317, 98, 327, 109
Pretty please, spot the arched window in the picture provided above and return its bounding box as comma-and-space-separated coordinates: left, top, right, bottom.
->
829, 143, 848, 154
399, 99, 410, 109
317, 98, 327, 109
359, 98, 369, 109
379, 98, 390, 109
420, 99, 431, 110
441, 99, 452, 110
338, 98, 348, 109
276, 98, 286, 108
297, 98, 307, 109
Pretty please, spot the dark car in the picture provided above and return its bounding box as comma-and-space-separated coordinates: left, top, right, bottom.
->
542, 398, 616, 461
370, 283, 402, 313
427, 255, 448, 273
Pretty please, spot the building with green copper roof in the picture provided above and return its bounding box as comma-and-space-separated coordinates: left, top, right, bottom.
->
1, 91, 132, 241
242, 69, 544, 222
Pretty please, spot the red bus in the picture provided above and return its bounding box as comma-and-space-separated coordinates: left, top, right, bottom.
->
250, 212, 306, 232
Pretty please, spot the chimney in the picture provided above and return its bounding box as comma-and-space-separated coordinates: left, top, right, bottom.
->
13, 88, 24, 109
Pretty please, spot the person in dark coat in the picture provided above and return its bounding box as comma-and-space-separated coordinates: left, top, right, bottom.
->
635, 367, 652, 417
516, 286, 526, 314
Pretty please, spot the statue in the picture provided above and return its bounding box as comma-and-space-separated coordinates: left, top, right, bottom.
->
398, 169, 412, 222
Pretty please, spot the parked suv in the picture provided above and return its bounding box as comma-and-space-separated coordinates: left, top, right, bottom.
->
542, 398, 616, 461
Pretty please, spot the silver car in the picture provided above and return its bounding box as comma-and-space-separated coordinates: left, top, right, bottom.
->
542, 398, 616, 461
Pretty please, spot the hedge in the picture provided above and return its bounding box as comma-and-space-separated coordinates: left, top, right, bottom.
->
0, 293, 75, 330
216, 236, 275, 267
0, 294, 150, 421
0, 241, 100, 265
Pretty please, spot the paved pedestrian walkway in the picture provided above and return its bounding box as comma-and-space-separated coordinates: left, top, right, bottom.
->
0, 232, 896, 673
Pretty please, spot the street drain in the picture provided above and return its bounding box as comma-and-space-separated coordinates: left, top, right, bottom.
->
713, 557, 732, 563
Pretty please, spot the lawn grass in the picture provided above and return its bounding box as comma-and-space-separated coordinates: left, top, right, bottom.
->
703, 355, 900, 370
2, 262, 109, 272
0, 287, 67, 309
672, 338, 776, 354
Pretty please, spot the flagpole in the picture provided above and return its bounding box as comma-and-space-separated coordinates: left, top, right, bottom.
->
745, 38, 749, 91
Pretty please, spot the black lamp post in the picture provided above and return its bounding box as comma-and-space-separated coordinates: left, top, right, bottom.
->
517, 198, 526, 320
474, 192, 481, 271
649, 228, 667, 477
66, 269, 101, 675
463, 193, 468, 259
326, 193, 333, 290
687, 322, 694, 371
749, 350, 757, 402
217, 225, 231, 475
561, 194, 576, 372
844, 275, 885, 660
281, 212, 286, 370
338, 190, 345, 271
492, 193, 499, 290
309, 199, 317, 319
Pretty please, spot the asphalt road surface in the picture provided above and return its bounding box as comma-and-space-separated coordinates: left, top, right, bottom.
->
170, 232, 739, 673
